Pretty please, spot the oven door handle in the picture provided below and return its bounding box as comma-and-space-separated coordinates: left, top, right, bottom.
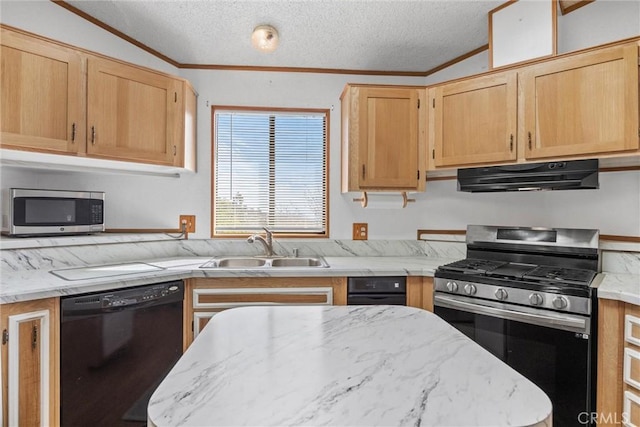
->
434, 294, 589, 334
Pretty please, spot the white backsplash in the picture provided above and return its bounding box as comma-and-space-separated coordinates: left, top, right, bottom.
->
2, 233, 637, 275
0, 236, 466, 272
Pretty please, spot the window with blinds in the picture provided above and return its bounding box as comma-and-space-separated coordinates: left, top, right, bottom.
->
212, 107, 328, 237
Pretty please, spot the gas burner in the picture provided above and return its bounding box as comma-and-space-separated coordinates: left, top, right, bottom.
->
439, 258, 506, 274
523, 266, 596, 286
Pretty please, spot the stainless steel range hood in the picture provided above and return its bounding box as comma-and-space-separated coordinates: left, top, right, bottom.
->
457, 159, 599, 192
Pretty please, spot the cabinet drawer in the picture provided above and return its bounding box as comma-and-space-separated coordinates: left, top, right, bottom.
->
193, 287, 334, 309
625, 347, 640, 391
624, 390, 640, 427
627, 315, 640, 347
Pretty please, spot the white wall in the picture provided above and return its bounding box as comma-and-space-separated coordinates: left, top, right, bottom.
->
1, 1, 639, 239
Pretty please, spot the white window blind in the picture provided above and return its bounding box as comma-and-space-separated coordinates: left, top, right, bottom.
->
213, 109, 328, 236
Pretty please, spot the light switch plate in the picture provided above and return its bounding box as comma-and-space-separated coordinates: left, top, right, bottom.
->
352, 223, 368, 240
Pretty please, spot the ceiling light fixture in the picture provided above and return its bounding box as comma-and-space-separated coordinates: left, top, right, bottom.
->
251, 25, 279, 53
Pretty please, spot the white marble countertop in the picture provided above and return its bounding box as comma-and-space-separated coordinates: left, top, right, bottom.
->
0, 256, 454, 304
597, 273, 640, 306
148, 305, 552, 427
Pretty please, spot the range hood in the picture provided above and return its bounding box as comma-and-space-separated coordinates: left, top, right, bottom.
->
457, 159, 599, 192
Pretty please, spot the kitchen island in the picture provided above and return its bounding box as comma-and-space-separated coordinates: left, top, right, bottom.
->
148, 305, 552, 426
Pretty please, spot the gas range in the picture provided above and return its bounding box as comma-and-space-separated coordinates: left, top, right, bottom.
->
435, 225, 599, 317
434, 225, 600, 426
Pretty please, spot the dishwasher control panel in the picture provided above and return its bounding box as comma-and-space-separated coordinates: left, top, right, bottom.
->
61, 280, 184, 314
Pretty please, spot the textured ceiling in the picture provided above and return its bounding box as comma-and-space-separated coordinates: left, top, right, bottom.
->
63, 0, 504, 73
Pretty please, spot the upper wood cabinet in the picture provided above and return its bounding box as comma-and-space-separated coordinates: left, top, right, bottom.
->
0, 28, 85, 155
431, 71, 517, 167
341, 85, 426, 192
428, 40, 640, 170
522, 42, 639, 160
1, 298, 59, 427
86, 56, 183, 166
0, 26, 196, 171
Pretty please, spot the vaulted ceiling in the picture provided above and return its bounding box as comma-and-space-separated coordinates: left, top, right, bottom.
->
61, 0, 505, 74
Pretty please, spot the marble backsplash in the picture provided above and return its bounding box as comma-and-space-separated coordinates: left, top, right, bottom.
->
1, 233, 637, 275
0, 237, 467, 272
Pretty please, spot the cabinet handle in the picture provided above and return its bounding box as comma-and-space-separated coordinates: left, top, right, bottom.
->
362, 164, 366, 180
32, 325, 38, 350
509, 134, 513, 151
71, 123, 76, 143
528, 132, 532, 150
91, 126, 96, 145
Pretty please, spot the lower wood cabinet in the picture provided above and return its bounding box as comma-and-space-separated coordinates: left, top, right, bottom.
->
406, 276, 434, 312
598, 299, 640, 426
0, 298, 59, 427
184, 277, 347, 347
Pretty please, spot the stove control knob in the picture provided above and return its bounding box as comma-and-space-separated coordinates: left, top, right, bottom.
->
529, 293, 543, 306
552, 296, 568, 310
495, 288, 508, 301
446, 281, 458, 293
464, 284, 477, 296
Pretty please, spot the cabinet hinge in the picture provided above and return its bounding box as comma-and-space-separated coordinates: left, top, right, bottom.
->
417, 170, 420, 180
432, 149, 435, 159
2, 329, 7, 345
191, 320, 194, 332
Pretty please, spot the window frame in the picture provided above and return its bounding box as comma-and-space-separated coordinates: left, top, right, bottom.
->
211, 105, 330, 239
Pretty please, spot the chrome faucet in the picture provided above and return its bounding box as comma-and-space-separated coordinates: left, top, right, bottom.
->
247, 227, 276, 257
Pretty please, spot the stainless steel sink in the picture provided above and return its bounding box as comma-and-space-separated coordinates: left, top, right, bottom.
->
270, 257, 327, 267
199, 256, 328, 269
218, 258, 267, 268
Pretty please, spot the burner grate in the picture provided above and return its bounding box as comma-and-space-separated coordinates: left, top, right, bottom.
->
440, 258, 506, 273
523, 266, 596, 286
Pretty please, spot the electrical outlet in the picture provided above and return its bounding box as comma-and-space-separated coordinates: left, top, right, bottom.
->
352, 223, 368, 240
180, 215, 196, 233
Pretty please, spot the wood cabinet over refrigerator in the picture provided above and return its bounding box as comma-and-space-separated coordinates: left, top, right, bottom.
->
341, 85, 426, 192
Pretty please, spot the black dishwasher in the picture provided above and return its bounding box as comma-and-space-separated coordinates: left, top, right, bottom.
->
347, 276, 406, 305
60, 280, 184, 426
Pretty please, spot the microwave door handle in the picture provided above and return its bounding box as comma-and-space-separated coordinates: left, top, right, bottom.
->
434, 294, 588, 334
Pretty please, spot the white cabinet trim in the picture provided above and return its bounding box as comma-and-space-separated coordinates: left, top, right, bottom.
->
624, 347, 640, 391
7, 309, 50, 427
623, 390, 640, 427
193, 287, 334, 309
626, 314, 640, 347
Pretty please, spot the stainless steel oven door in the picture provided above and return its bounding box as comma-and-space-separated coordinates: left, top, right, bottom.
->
434, 293, 595, 427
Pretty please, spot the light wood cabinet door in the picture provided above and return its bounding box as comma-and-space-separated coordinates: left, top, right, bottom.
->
432, 71, 517, 168
0, 28, 85, 154
521, 43, 639, 160
1, 298, 59, 427
86, 56, 182, 166
342, 85, 426, 191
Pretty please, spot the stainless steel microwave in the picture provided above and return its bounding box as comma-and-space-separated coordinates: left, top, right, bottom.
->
2, 188, 105, 237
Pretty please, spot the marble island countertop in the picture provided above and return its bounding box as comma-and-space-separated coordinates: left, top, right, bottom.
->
148, 305, 552, 427
0, 256, 456, 304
